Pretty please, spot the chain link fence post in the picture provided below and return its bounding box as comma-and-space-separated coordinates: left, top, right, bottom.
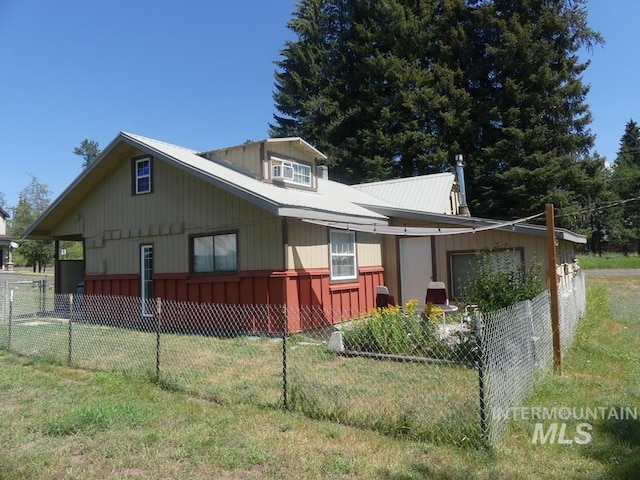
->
7, 288, 13, 351
68, 293, 73, 366
282, 304, 288, 410
474, 307, 488, 445
41, 279, 46, 315
156, 298, 162, 382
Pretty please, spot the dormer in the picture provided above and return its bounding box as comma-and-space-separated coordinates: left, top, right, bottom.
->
200, 137, 327, 192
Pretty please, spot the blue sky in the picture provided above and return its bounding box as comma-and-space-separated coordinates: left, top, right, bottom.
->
0, 0, 637, 211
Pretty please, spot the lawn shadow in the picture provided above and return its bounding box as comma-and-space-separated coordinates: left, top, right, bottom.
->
581, 404, 640, 479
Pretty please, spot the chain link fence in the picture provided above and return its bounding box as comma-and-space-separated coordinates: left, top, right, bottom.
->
480, 273, 586, 444
0, 272, 586, 447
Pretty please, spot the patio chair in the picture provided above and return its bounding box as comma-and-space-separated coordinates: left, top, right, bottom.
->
425, 281, 458, 318
375, 285, 395, 308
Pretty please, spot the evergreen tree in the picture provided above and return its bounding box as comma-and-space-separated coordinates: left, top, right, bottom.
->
465, 0, 602, 219
271, 0, 602, 221
272, 0, 454, 183
74, 139, 101, 168
610, 119, 640, 253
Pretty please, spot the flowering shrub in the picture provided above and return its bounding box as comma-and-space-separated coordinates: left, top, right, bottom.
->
342, 300, 456, 359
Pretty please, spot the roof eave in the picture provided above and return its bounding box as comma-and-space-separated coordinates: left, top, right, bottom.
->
23, 132, 130, 239
278, 207, 387, 225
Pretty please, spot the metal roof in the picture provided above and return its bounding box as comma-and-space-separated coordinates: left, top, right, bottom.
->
23, 132, 587, 246
24, 132, 386, 239
353, 173, 456, 214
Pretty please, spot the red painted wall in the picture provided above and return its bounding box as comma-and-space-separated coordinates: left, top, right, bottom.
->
84, 267, 384, 333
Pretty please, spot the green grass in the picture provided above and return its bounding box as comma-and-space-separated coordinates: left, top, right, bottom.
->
576, 252, 640, 269
0, 275, 638, 478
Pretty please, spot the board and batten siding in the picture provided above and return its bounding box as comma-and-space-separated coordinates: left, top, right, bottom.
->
206, 142, 263, 178
382, 219, 550, 303
286, 220, 383, 269
432, 229, 548, 287
48, 144, 384, 330
207, 141, 320, 189
55, 149, 283, 276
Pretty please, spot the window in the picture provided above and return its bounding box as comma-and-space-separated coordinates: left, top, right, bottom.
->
330, 229, 357, 280
191, 232, 238, 273
449, 249, 523, 298
271, 157, 311, 187
133, 156, 152, 195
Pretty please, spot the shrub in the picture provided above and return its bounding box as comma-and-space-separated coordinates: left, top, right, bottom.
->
459, 249, 544, 313
342, 301, 458, 360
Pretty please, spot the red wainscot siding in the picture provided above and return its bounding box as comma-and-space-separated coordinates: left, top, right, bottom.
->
83, 266, 384, 333
85, 274, 139, 297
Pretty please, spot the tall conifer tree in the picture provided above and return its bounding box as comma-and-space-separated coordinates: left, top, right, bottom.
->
610, 119, 640, 253
271, 0, 602, 221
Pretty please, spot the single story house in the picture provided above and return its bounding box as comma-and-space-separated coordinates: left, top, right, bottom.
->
25, 132, 585, 331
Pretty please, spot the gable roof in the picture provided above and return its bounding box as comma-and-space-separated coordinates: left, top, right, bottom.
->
353, 173, 456, 214
25, 132, 386, 239
202, 137, 327, 162
0, 207, 9, 219
24, 131, 586, 246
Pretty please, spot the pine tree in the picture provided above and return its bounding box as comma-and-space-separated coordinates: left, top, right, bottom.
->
610, 119, 640, 253
271, 0, 602, 220
467, 0, 602, 219
271, 0, 453, 183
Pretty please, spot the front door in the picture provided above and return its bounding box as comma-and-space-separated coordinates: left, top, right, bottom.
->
140, 244, 153, 316
399, 237, 433, 306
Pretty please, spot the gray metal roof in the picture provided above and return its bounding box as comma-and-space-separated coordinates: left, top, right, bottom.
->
24, 132, 387, 239
353, 173, 455, 214
122, 133, 385, 223
23, 132, 587, 247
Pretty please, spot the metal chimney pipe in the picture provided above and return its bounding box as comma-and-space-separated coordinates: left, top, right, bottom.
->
455, 154, 467, 206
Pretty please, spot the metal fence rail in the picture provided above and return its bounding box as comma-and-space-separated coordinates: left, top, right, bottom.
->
0, 273, 586, 447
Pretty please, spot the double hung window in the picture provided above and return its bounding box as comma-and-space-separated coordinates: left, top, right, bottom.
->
133, 156, 152, 195
329, 229, 357, 281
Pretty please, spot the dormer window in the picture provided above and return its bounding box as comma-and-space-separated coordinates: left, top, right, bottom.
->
271, 157, 311, 187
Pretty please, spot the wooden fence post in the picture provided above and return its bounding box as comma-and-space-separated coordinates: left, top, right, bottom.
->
546, 203, 562, 374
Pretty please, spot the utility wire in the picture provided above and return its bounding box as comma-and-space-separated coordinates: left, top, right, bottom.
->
554, 195, 640, 219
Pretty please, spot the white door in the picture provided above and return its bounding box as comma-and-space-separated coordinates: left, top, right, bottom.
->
399, 237, 433, 306
140, 244, 153, 316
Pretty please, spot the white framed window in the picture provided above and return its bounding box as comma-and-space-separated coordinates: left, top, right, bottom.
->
134, 156, 152, 194
271, 157, 311, 187
191, 232, 238, 273
330, 229, 357, 281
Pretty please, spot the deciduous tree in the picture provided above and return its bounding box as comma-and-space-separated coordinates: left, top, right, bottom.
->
10, 175, 53, 272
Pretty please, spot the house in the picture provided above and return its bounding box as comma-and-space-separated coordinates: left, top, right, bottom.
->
0, 207, 16, 271
25, 132, 586, 332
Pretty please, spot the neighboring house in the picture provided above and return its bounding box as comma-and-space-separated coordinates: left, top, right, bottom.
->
25, 132, 586, 332
0, 207, 16, 271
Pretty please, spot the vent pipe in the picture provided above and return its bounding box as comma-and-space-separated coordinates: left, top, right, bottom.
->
455, 154, 470, 216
